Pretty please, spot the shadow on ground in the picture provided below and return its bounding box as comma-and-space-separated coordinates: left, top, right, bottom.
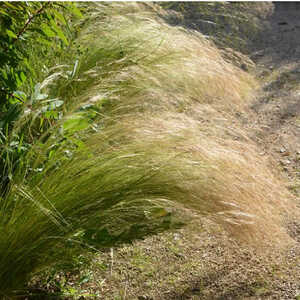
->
164, 269, 270, 300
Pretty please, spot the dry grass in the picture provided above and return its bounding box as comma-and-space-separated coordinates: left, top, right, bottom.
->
2, 2, 299, 297
75, 2, 296, 246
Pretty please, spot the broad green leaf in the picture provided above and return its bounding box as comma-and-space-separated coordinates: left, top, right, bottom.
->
20, 72, 26, 83
53, 10, 67, 25
63, 114, 90, 134
67, 4, 83, 18
9, 97, 20, 104
3, 3, 22, 10
50, 19, 69, 45
6, 29, 17, 39
41, 24, 56, 38
2, 69, 8, 80
0, 9, 10, 17
13, 90, 27, 102
37, 37, 53, 47
48, 149, 55, 159
15, 73, 22, 88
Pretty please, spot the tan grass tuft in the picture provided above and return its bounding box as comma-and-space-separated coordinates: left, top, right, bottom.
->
71, 2, 297, 246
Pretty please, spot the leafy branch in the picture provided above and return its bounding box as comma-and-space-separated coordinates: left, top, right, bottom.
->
15, 2, 51, 42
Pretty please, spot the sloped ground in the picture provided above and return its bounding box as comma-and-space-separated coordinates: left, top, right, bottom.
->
29, 3, 300, 299
249, 3, 300, 195
35, 217, 300, 299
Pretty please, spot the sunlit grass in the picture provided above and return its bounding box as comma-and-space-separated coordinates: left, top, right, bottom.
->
0, 2, 297, 298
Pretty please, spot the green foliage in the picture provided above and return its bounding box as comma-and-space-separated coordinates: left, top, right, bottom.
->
0, 2, 70, 109
0, 1, 82, 197
0, 3, 187, 297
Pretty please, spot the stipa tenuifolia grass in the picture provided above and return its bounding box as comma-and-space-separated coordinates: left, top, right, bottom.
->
0, 2, 297, 297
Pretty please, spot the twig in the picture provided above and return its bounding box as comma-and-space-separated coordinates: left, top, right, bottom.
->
8, 92, 25, 104
2, 1, 51, 53
2, 2, 51, 102
15, 2, 51, 42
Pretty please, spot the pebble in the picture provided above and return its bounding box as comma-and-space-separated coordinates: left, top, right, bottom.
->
281, 159, 291, 165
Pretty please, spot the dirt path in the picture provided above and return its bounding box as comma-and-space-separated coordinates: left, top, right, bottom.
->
249, 3, 300, 190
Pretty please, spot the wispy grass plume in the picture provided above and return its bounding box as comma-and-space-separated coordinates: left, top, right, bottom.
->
0, 2, 297, 297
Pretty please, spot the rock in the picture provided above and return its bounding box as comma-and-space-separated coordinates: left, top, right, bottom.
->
173, 233, 180, 240
280, 159, 291, 165
138, 296, 153, 300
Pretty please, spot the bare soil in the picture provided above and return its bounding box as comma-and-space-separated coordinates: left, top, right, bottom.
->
249, 2, 300, 191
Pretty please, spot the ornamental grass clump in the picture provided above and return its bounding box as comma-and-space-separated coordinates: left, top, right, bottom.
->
0, 2, 297, 297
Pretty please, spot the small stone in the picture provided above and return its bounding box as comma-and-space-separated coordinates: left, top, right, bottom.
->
138, 296, 153, 300
173, 233, 180, 240
241, 63, 248, 71
281, 159, 291, 165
